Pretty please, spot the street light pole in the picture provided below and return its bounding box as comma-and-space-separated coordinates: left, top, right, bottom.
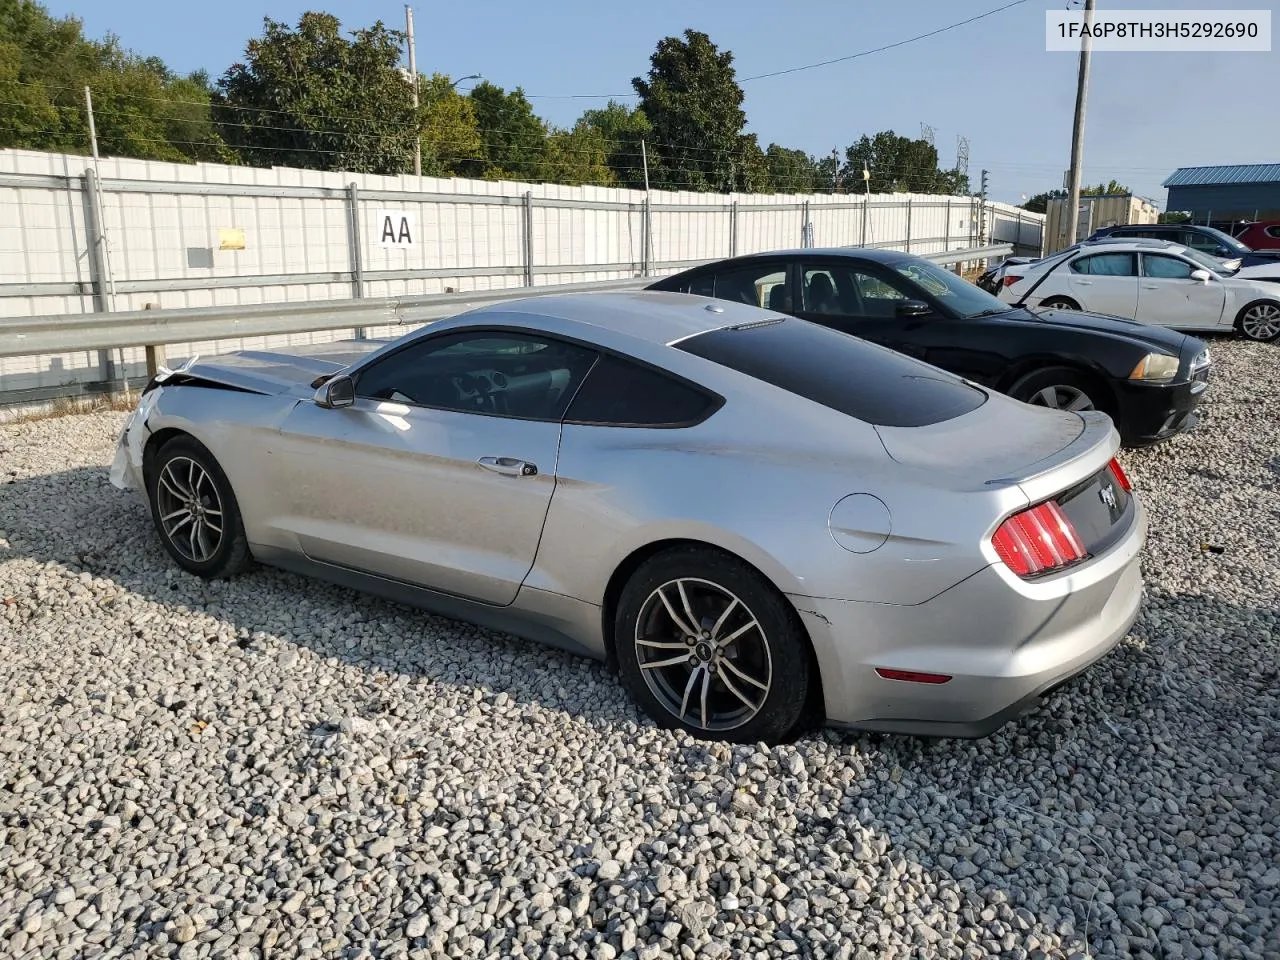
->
1064, 0, 1095, 244
405, 4, 421, 177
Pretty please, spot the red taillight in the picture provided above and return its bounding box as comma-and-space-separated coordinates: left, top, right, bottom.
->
1108, 457, 1132, 492
991, 500, 1087, 578
875, 668, 953, 684
1002, 275, 1021, 287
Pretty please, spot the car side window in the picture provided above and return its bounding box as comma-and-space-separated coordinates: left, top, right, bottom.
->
678, 274, 715, 297
1070, 253, 1137, 277
1179, 231, 1218, 254
354, 331, 598, 422
801, 264, 914, 319
1142, 254, 1196, 280
712, 265, 789, 310
1267, 226, 1280, 239
563, 353, 720, 427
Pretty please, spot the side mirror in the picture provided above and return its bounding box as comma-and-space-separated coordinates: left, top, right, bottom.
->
1189, 269, 1212, 284
896, 299, 933, 318
315, 374, 356, 408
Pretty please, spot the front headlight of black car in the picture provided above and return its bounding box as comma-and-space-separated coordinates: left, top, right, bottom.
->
1128, 353, 1181, 382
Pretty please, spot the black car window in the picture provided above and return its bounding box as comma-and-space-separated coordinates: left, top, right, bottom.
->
1267, 226, 1280, 239
1142, 254, 1196, 280
1070, 253, 1137, 277
712, 265, 788, 309
676, 316, 986, 428
564, 353, 720, 427
674, 273, 715, 297
1179, 231, 1221, 254
801, 264, 908, 319
354, 331, 598, 421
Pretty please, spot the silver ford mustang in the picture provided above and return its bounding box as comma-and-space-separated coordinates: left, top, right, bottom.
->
111, 291, 1147, 744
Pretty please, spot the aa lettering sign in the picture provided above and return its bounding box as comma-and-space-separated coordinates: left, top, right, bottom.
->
374, 209, 417, 247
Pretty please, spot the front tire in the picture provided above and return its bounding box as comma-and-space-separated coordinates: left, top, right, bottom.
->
614, 546, 812, 744
1235, 300, 1280, 342
147, 436, 252, 579
1008, 366, 1112, 416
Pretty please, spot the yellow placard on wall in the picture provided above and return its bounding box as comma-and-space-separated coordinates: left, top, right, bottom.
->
219, 228, 246, 251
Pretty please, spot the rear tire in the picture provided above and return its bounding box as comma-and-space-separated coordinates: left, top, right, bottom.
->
1235, 300, 1280, 343
1039, 296, 1081, 311
614, 546, 812, 744
1008, 366, 1113, 417
147, 436, 253, 579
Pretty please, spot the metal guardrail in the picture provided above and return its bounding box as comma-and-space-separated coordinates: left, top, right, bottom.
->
0, 244, 1012, 361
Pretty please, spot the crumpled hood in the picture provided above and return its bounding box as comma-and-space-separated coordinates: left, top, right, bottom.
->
159, 340, 387, 395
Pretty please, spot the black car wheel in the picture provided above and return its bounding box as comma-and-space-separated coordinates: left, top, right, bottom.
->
1039, 296, 1081, 311
1009, 367, 1112, 416
1235, 300, 1280, 343
615, 546, 812, 744
147, 436, 253, 579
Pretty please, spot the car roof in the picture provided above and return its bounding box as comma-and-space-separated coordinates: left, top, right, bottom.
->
668, 247, 916, 270
1069, 239, 1189, 253
450, 289, 772, 347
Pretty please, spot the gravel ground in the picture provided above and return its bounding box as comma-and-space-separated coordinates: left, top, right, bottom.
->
1, 338, 1277, 960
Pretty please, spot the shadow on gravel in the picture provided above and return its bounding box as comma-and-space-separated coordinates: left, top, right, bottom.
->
3, 465, 1279, 958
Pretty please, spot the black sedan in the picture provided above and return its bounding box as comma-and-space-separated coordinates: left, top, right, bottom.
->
647, 248, 1212, 448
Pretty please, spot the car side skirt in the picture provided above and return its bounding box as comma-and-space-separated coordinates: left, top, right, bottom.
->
250, 544, 608, 663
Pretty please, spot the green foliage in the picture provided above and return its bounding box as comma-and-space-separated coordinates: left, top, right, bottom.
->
1158, 210, 1191, 224
0, 0, 230, 162
578, 100, 650, 189
763, 145, 822, 194
1021, 190, 1065, 214
1083, 179, 1130, 196
465, 81, 548, 181
632, 30, 747, 192
841, 131, 960, 195
546, 120, 615, 187
418, 73, 482, 177
215, 12, 415, 174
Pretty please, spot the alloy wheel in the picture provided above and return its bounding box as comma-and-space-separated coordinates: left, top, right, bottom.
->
633, 578, 772, 732
1027, 385, 1095, 412
155, 456, 225, 563
1240, 303, 1280, 341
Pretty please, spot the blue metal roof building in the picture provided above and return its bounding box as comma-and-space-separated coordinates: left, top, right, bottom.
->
1163, 164, 1280, 225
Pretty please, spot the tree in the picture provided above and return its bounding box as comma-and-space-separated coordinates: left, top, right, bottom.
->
465, 81, 548, 182
1083, 179, 1130, 196
1021, 190, 1065, 214
578, 100, 650, 189
215, 12, 416, 174
418, 73, 482, 177
764, 145, 822, 194
0, 0, 229, 162
632, 30, 747, 193
1158, 210, 1191, 224
841, 131, 957, 195
545, 120, 615, 187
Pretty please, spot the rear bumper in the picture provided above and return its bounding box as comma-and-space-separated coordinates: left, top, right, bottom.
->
1112, 375, 1208, 447
795, 495, 1147, 738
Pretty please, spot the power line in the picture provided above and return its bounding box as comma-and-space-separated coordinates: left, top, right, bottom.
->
736, 0, 1031, 82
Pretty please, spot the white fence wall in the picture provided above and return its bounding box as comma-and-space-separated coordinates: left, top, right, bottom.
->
0, 148, 1044, 402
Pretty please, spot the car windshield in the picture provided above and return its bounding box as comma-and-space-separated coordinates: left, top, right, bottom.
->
1182, 247, 1234, 275
892, 259, 1012, 318
1200, 226, 1252, 255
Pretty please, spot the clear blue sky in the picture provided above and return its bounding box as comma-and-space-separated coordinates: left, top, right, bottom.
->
44, 0, 1280, 206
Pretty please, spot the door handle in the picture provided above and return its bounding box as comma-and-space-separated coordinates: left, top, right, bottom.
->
477, 456, 538, 477
1075, 280, 1093, 285
1142, 284, 1159, 289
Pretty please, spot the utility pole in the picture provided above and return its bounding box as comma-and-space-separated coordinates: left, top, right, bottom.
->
405, 4, 421, 177
1064, 0, 1096, 244
85, 85, 100, 160
831, 148, 839, 193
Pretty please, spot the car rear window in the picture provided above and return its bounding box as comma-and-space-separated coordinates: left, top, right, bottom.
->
675, 317, 986, 427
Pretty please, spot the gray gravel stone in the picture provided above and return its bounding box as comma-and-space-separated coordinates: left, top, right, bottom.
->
1, 340, 1278, 960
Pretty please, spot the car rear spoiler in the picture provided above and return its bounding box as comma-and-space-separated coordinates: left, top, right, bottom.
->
986, 411, 1120, 505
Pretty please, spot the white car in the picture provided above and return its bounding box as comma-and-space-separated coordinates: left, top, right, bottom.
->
998, 240, 1280, 343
